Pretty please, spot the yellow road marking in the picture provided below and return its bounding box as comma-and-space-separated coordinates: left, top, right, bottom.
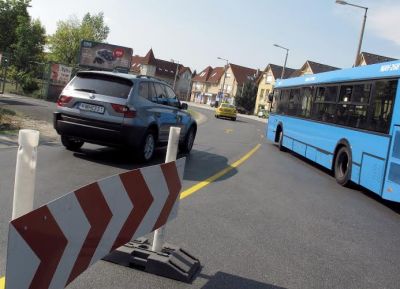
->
180, 143, 261, 199
0, 276, 4, 289
224, 128, 234, 134
0, 144, 261, 286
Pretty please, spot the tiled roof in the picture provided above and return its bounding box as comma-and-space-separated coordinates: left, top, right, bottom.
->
192, 66, 213, 82
130, 49, 191, 79
269, 64, 296, 79
230, 63, 258, 85
154, 58, 180, 78
256, 63, 296, 84
358, 52, 397, 66
291, 60, 339, 77
130, 55, 144, 73
143, 49, 156, 65
207, 67, 225, 84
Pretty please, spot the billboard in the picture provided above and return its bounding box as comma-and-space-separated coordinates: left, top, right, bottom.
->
50, 63, 73, 84
79, 40, 133, 72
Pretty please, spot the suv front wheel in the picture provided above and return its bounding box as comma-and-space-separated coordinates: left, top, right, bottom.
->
179, 126, 196, 153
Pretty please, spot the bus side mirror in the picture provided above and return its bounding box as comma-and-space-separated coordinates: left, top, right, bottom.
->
181, 103, 188, 110
268, 93, 274, 103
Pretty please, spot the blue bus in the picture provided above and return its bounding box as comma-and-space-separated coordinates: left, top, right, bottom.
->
266, 60, 400, 202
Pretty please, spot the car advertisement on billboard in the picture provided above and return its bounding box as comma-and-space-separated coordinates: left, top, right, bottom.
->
78, 40, 133, 72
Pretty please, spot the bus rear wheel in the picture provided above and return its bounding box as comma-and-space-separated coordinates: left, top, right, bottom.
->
278, 130, 286, 151
334, 146, 352, 186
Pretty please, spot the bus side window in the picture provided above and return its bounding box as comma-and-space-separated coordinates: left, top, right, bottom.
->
367, 80, 398, 133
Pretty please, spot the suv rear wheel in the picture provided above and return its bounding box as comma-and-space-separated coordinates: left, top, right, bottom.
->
61, 135, 84, 151
140, 130, 156, 162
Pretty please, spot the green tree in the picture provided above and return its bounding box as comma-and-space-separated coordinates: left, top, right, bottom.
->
235, 80, 258, 113
12, 16, 46, 70
0, 0, 30, 52
47, 12, 109, 66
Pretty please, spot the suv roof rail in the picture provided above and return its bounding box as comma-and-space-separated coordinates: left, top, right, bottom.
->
136, 75, 170, 85
137, 75, 156, 79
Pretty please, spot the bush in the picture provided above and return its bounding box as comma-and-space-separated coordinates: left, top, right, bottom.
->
21, 73, 39, 93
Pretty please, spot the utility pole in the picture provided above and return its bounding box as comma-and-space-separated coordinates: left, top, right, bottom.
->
217, 57, 229, 101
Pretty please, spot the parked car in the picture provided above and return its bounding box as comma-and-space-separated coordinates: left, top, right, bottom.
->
54, 71, 197, 161
93, 49, 115, 64
215, 103, 237, 121
236, 106, 250, 115
210, 100, 219, 107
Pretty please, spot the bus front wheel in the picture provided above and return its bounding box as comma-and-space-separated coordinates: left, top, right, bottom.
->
334, 146, 352, 186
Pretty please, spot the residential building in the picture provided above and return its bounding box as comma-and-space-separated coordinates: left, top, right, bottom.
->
290, 60, 339, 78
191, 63, 258, 105
355, 52, 397, 66
130, 49, 192, 99
254, 64, 295, 114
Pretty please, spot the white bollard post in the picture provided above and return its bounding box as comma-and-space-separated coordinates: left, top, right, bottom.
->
152, 126, 181, 252
12, 129, 40, 220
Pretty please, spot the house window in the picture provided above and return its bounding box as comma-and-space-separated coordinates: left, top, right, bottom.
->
259, 89, 265, 99
265, 74, 273, 83
264, 89, 270, 101
200, 72, 206, 77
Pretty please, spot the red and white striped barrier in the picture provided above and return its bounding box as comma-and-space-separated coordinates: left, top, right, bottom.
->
5, 158, 185, 289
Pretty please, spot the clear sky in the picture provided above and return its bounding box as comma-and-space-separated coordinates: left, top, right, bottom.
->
29, 0, 400, 72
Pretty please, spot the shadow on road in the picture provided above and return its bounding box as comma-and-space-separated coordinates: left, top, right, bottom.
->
72, 147, 238, 183
282, 144, 400, 215
198, 272, 287, 289
0, 98, 44, 107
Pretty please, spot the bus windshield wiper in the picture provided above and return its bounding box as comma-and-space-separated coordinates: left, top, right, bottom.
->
74, 88, 97, 93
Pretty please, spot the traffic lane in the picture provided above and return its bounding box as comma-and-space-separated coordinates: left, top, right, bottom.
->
165, 141, 400, 289
63, 138, 400, 289
0, 94, 56, 122
0, 107, 264, 279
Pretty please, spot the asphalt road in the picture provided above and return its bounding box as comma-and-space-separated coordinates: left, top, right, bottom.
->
1, 97, 400, 289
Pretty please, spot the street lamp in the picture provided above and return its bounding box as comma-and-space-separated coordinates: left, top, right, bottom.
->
335, 0, 368, 66
171, 59, 180, 90
273, 44, 289, 79
217, 56, 229, 100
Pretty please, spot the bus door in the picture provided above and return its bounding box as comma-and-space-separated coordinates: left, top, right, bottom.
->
382, 126, 400, 202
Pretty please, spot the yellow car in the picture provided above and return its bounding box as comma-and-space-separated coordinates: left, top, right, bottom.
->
215, 103, 237, 121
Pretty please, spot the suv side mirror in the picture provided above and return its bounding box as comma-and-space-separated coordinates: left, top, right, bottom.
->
181, 103, 188, 110
268, 93, 274, 103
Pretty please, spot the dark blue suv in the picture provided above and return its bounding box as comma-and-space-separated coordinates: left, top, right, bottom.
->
54, 71, 197, 161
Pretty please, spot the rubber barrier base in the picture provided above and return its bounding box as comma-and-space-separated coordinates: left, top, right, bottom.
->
103, 238, 200, 283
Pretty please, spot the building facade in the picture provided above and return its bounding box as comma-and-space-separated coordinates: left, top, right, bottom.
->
191, 63, 257, 105
254, 64, 295, 114
130, 49, 192, 99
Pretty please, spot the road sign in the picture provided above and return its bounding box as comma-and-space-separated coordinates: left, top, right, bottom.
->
5, 158, 185, 289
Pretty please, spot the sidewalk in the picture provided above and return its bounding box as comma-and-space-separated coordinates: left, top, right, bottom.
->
183, 101, 267, 124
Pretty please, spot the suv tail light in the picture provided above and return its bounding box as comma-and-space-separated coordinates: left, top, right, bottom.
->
111, 103, 137, 118
57, 95, 73, 107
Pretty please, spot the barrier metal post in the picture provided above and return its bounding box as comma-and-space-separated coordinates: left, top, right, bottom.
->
152, 126, 181, 252
12, 129, 40, 220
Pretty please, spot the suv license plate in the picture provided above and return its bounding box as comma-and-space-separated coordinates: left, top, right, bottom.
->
79, 103, 105, 114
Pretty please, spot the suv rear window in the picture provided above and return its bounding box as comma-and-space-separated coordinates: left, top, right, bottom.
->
66, 73, 133, 99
